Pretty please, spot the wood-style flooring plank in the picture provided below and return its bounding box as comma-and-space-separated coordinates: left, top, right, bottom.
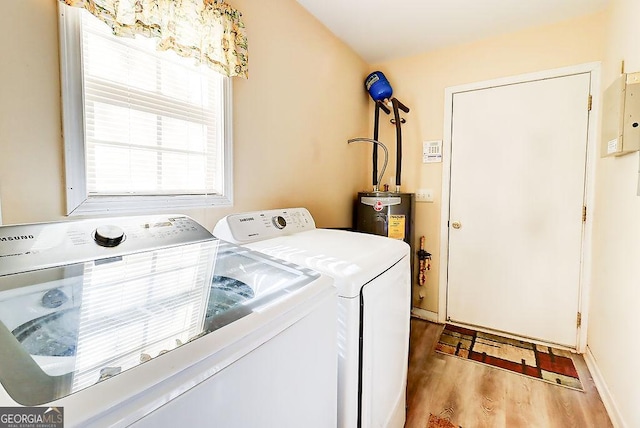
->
505, 370, 550, 427
405, 318, 613, 428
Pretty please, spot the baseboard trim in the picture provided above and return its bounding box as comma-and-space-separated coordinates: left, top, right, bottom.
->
411, 307, 439, 323
584, 346, 626, 428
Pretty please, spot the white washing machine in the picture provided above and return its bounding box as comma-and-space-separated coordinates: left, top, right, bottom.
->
214, 207, 411, 428
0, 214, 337, 427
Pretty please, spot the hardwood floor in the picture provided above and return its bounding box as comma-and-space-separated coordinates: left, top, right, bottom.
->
405, 318, 612, 428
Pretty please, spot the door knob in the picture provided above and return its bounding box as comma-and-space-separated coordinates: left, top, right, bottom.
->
451, 221, 462, 229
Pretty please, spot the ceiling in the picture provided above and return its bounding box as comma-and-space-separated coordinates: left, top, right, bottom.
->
295, 0, 610, 64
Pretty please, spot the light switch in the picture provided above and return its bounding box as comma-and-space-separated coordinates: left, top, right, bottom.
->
416, 189, 434, 203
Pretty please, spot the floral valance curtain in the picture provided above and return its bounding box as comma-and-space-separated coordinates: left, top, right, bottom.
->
60, 0, 248, 78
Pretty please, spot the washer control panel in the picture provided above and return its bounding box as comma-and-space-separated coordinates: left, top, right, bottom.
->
213, 208, 316, 244
0, 215, 214, 277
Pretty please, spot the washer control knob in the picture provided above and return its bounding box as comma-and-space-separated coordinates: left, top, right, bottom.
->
94, 225, 125, 247
272, 216, 287, 229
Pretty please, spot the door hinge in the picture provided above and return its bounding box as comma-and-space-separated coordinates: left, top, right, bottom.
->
587, 95, 593, 111
577, 312, 582, 328
582, 205, 587, 222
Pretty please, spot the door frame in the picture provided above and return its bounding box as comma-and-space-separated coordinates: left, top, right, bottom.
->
437, 62, 601, 352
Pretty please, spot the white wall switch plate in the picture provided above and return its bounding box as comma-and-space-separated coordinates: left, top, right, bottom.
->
416, 188, 434, 203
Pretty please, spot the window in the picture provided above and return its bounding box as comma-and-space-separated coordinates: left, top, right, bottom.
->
58, 4, 233, 215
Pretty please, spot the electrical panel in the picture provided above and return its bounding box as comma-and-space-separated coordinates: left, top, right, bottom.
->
601, 72, 640, 157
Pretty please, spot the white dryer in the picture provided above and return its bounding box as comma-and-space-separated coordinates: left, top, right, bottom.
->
214, 207, 411, 428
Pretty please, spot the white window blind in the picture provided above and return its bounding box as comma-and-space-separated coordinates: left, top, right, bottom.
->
82, 12, 222, 196
59, 4, 233, 215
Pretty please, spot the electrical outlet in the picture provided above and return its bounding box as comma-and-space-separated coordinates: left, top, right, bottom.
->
416, 189, 434, 203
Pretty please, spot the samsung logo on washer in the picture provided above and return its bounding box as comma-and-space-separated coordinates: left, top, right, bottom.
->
0, 235, 34, 242
238, 217, 255, 222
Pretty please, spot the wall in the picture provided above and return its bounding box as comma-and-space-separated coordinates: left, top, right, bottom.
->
216, 0, 370, 229
371, 11, 608, 313
0, 0, 370, 229
588, 0, 640, 425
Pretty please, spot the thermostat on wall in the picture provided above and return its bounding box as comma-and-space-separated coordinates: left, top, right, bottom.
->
423, 140, 442, 163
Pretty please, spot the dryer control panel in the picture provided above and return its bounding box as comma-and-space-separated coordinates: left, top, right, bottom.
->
213, 208, 316, 244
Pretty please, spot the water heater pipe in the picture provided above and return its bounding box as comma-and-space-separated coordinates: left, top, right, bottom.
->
348, 138, 389, 192
372, 100, 390, 189
391, 98, 410, 190
417, 236, 431, 287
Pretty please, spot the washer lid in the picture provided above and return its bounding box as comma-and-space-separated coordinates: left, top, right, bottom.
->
245, 229, 409, 298
0, 239, 321, 407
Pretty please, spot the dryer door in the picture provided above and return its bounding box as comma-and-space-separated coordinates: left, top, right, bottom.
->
360, 255, 411, 428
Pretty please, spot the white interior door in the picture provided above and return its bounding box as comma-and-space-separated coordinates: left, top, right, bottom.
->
447, 72, 591, 347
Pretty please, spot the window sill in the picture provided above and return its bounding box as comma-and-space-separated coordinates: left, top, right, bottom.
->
67, 194, 232, 216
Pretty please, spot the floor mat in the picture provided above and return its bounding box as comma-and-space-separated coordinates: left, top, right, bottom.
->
435, 324, 583, 391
